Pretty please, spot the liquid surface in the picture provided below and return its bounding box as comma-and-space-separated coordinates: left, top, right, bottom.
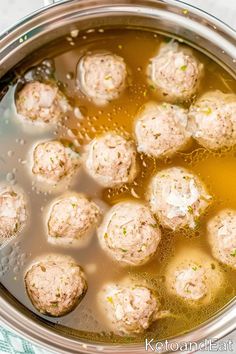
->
0, 29, 236, 343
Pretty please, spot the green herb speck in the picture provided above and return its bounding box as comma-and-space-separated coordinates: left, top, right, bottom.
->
230, 249, 236, 257
180, 65, 187, 71
203, 107, 212, 115
107, 296, 114, 304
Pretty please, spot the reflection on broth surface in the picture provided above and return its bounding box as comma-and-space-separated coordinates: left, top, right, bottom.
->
0, 28, 236, 343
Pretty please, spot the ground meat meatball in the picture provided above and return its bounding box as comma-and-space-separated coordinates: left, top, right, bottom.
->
134, 101, 191, 158
98, 282, 159, 334
0, 185, 27, 244
25, 255, 87, 317
84, 133, 137, 188
147, 42, 204, 102
165, 248, 223, 305
188, 91, 236, 150
207, 209, 236, 270
32, 140, 80, 185
98, 201, 161, 266
47, 193, 101, 247
16, 81, 70, 125
77, 51, 127, 105
148, 167, 211, 230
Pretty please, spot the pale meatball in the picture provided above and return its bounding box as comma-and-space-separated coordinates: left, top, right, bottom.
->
147, 42, 204, 102
134, 102, 191, 158
166, 248, 223, 305
16, 81, 69, 125
77, 51, 127, 105
188, 91, 236, 150
47, 193, 101, 247
148, 167, 211, 230
84, 133, 137, 188
32, 140, 80, 185
25, 255, 87, 317
0, 185, 27, 244
98, 282, 159, 334
98, 201, 161, 266
207, 209, 236, 270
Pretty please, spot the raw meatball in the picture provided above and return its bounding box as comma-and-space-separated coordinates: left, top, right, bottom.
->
148, 167, 211, 230
47, 193, 101, 247
25, 255, 87, 317
98, 282, 159, 334
165, 248, 223, 305
32, 140, 80, 185
98, 201, 161, 266
147, 42, 204, 102
207, 209, 236, 270
0, 185, 27, 244
134, 102, 191, 158
188, 91, 236, 150
84, 133, 137, 188
16, 81, 69, 125
77, 51, 127, 105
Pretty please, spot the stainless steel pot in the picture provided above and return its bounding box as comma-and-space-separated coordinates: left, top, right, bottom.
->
0, 1, 236, 353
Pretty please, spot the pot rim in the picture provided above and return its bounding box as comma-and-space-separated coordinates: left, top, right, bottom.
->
0, 1, 236, 353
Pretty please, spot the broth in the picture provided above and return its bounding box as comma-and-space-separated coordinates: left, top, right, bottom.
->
0, 28, 236, 343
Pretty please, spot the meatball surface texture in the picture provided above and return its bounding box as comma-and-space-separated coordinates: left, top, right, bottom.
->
135, 101, 191, 158
207, 209, 236, 269
77, 52, 127, 105
25, 255, 87, 316
98, 201, 161, 266
148, 167, 211, 230
16, 81, 69, 125
147, 42, 204, 102
84, 133, 137, 188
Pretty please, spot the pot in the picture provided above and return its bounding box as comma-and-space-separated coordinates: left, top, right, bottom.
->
0, 1, 235, 353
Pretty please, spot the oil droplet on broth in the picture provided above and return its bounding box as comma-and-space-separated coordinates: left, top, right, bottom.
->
0, 28, 236, 343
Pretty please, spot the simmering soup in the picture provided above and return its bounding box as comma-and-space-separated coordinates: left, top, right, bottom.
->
0, 28, 236, 343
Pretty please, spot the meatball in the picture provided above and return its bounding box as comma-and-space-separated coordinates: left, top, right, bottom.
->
207, 209, 236, 270
77, 51, 127, 105
134, 102, 191, 158
98, 201, 161, 266
47, 193, 101, 247
16, 81, 70, 125
84, 133, 137, 188
147, 42, 204, 102
25, 255, 87, 317
188, 91, 236, 150
32, 140, 80, 185
98, 282, 159, 334
148, 167, 211, 230
0, 185, 27, 244
165, 248, 223, 305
